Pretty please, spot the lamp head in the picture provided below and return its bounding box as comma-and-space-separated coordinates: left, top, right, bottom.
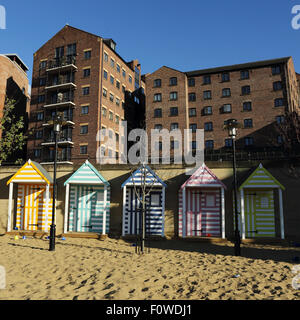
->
224, 119, 240, 139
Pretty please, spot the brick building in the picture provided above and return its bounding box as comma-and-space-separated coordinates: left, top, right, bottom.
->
145, 57, 299, 155
28, 25, 145, 165
0, 54, 30, 162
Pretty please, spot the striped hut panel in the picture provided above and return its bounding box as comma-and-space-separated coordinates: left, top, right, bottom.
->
68, 185, 110, 233
178, 191, 183, 237
9, 164, 47, 184
185, 188, 221, 237
124, 187, 164, 236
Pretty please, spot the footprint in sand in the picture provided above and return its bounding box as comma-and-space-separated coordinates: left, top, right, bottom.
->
103, 283, 114, 291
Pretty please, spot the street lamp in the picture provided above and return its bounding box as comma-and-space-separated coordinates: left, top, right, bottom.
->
49, 113, 63, 251
224, 119, 242, 256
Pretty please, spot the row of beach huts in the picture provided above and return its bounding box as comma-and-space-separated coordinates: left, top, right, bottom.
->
5, 159, 286, 240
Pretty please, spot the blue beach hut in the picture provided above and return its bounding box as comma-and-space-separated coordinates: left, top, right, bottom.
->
63, 160, 110, 235
121, 165, 167, 237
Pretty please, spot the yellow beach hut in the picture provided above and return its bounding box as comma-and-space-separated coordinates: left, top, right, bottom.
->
238, 164, 285, 240
6, 160, 53, 233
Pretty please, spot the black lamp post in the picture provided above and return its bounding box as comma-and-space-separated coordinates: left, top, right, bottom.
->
225, 119, 241, 256
49, 113, 63, 252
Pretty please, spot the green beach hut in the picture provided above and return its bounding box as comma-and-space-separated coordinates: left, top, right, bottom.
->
63, 160, 110, 235
238, 164, 285, 240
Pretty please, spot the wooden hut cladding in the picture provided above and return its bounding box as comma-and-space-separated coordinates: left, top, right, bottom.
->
64, 161, 110, 235
237, 164, 285, 239
179, 164, 227, 238
6, 160, 53, 232
122, 165, 167, 237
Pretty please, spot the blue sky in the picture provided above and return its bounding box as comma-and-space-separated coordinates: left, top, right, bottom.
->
0, 0, 300, 86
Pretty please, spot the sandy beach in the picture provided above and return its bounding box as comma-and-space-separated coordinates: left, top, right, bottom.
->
0, 235, 299, 300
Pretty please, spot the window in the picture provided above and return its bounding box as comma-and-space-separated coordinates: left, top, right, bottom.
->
204, 122, 213, 131
117, 64, 121, 73
189, 108, 197, 117
109, 111, 114, 121
222, 88, 231, 97
277, 135, 283, 144
80, 125, 88, 134
82, 87, 90, 95
154, 124, 162, 131
203, 75, 211, 85
116, 133, 119, 142
102, 107, 107, 117
34, 149, 41, 158
170, 107, 178, 117
129, 75, 132, 84
104, 70, 108, 80
225, 139, 233, 147
276, 115, 285, 124
84, 50, 92, 60
170, 92, 178, 101
244, 119, 253, 128
272, 65, 281, 75
205, 140, 214, 149
274, 98, 284, 107
154, 108, 162, 118
171, 140, 179, 150
110, 75, 114, 85
221, 104, 232, 113
122, 85, 126, 94
222, 73, 230, 82
189, 123, 197, 132
116, 97, 120, 106
243, 101, 252, 111
109, 93, 114, 102
204, 90, 212, 100
245, 137, 254, 146
115, 115, 120, 124
80, 145, 88, 154
191, 141, 197, 150
35, 130, 43, 139
189, 93, 196, 101
242, 85, 251, 95
38, 95, 45, 103
188, 78, 195, 87
103, 88, 107, 98
40, 61, 47, 69
202, 106, 212, 115
154, 93, 162, 102
122, 69, 126, 78
154, 79, 161, 88
110, 58, 115, 68
104, 52, 108, 62
55, 46, 64, 58
39, 77, 46, 86
170, 77, 177, 86
37, 112, 44, 121
81, 106, 89, 115
67, 43, 76, 56
116, 80, 120, 90
241, 70, 249, 80
83, 68, 90, 77
273, 81, 283, 91
171, 123, 179, 131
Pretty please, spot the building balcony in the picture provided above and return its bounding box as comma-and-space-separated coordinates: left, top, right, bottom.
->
40, 157, 73, 165
46, 56, 77, 73
43, 98, 75, 109
41, 136, 74, 147
42, 115, 75, 127
45, 81, 77, 92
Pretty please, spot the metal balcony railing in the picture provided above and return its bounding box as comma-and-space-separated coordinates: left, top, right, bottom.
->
47, 56, 77, 70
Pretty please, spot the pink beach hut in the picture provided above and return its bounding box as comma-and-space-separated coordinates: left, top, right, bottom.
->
179, 164, 227, 239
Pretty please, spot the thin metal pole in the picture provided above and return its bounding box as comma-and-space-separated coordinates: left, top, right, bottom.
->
49, 131, 58, 251
232, 137, 241, 256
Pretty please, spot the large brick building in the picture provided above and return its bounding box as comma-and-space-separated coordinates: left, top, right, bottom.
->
145, 57, 299, 154
28, 25, 145, 165
0, 54, 30, 163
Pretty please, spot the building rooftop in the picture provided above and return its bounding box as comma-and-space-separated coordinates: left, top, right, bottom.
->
2, 54, 29, 72
185, 57, 291, 77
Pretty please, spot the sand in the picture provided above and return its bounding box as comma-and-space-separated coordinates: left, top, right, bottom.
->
0, 235, 300, 300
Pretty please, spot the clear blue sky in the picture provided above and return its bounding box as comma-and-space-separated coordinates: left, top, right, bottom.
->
0, 0, 299, 86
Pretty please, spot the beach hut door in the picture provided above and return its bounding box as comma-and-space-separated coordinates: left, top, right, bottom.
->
244, 190, 275, 238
